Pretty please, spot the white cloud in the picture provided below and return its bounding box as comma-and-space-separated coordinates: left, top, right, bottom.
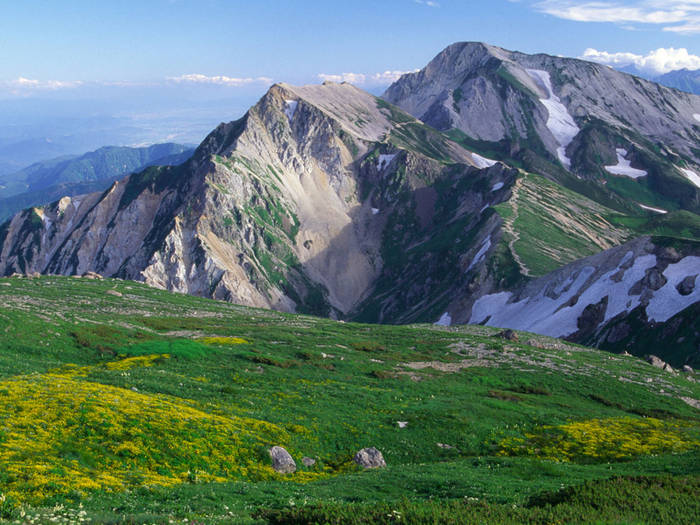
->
533, 0, 700, 34
318, 69, 419, 86
1, 77, 83, 91
167, 74, 273, 87
318, 72, 368, 84
581, 47, 700, 75
414, 0, 440, 6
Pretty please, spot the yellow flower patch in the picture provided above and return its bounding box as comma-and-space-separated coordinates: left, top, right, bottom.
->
0, 369, 312, 504
104, 353, 169, 370
498, 416, 700, 462
199, 336, 249, 345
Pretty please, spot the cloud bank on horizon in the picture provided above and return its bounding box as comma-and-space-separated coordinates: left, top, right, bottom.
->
581, 47, 700, 75
533, 0, 700, 34
167, 74, 274, 87
317, 70, 420, 87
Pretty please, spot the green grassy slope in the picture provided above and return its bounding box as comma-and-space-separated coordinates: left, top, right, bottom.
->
0, 275, 698, 523
494, 172, 632, 277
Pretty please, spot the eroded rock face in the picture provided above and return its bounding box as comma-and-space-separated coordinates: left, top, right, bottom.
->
384, 42, 700, 168
468, 237, 700, 365
269, 446, 296, 474
353, 447, 386, 469
0, 81, 515, 323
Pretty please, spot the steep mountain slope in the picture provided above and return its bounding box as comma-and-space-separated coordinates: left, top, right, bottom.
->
0, 82, 514, 318
468, 236, 699, 367
384, 42, 700, 215
379, 42, 700, 360
0, 48, 697, 361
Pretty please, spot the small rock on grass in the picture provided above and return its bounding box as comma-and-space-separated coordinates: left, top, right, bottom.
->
302, 456, 316, 467
496, 329, 518, 341
353, 447, 386, 468
269, 446, 296, 473
646, 354, 674, 372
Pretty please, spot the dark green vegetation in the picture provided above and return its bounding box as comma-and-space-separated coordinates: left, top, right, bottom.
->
0, 275, 698, 523
0, 143, 193, 221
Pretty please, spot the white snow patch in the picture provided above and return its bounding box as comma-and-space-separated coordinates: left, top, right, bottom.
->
397, 421, 408, 428
604, 149, 647, 179
284, 100, 298, 121
491, 182, 504, 192
679, 167, 700, 188
646, 257, 700, 323
472, 152, 497, 169
694, 114, 700, 123
526, 69, 580, 169
72, 199, 81, 212
638, 203, 667, 214
480, 204, 490, 214
377, 154, 396, 170
435, 312, 452, 326
470, 254, 659, 338
467, 237, 491, 272
371, 207, 380, 215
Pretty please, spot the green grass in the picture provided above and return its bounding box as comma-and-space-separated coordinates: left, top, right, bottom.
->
494, 173, 632, 276
0, 275, 698, 523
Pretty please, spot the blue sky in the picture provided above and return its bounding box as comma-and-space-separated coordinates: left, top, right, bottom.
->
0, 0, 698, 149
2, 1, 698, 86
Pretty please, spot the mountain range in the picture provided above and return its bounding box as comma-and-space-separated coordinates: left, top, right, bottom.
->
0, 42, 698, 365
0, 143, 194, 222
613, 64, 700, 95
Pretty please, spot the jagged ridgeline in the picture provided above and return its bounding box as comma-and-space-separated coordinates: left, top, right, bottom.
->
0, 42, 699, 364
0, 81, 519, 320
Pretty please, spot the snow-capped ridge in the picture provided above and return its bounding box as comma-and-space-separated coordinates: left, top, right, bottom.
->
469, 239, 699, 342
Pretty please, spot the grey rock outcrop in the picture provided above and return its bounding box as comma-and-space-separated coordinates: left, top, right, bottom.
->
384, 42, 700, 167
468, 237, 700, 367
353, 447, 386, 468
0, 80, 514, 322
269, 446, 296, 474
646, 354, 674, 372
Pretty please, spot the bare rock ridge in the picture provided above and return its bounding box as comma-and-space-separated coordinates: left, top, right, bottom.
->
465, 236, 699, 366
0, 81, 512, 319
384, 41, 700, 213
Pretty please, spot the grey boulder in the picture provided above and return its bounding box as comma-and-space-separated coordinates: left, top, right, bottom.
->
269, 446, 296, 474
353, 447, 386, 469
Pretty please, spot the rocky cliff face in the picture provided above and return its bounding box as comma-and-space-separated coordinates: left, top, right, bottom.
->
384, 42, 700, 214
467, 237, 700, 367
0, 82, 514, 318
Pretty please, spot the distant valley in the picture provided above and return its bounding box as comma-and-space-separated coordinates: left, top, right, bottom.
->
0, 143, 194, 221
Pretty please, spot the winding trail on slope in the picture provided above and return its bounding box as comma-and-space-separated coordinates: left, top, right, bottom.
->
502, 175, 530, 277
